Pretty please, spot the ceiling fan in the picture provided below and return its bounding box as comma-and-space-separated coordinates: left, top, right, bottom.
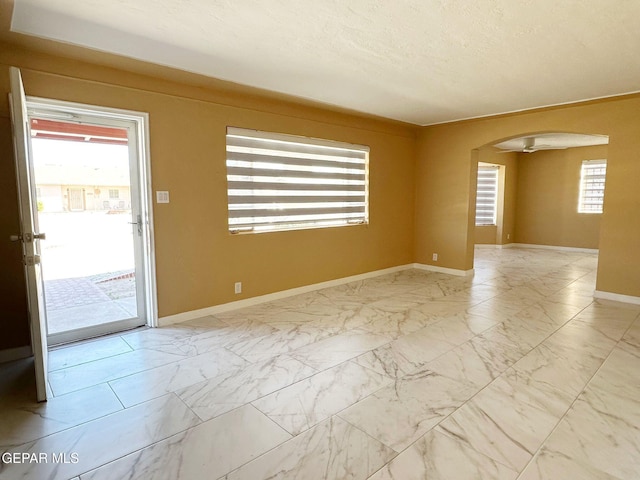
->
497, 137, 558, 153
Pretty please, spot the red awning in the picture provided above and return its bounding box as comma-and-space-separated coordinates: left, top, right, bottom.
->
30, 118, 128, 145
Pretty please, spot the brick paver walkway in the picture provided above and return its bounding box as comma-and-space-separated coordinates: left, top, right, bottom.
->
45, 277, 112, 311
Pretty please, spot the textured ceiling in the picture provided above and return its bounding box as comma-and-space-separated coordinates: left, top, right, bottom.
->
11, 0, 640, 125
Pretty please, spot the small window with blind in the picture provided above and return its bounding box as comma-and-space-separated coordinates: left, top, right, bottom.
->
578, 160, 607, 213
226, 127, 369, 234
475, 165, 499, 226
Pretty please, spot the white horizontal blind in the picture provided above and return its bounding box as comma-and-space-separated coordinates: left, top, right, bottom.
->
226, 127, 369, 233
475, 166, 498, 226
578, 160, 607, 213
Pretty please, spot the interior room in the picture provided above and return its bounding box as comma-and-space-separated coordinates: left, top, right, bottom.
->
1, 1, 639, 479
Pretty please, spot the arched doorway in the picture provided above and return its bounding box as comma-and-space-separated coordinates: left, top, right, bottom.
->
468, 131, 609, 279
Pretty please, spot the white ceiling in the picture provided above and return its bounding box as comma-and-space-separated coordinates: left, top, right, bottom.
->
11, 0, 640, 125
494, 133, 609, 153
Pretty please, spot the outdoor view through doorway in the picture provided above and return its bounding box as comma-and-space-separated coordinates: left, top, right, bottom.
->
30, 118, 138, 339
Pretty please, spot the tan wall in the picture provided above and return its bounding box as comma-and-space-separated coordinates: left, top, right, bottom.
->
416, 97, 640, 297
474, 149, 518, 246
475, 225, 498, 244
0, 43, 416, 349
514, 145, 606, 248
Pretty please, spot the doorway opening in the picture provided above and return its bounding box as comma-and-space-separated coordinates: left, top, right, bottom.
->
469, 132, 609, 276
26, 98, 157, 345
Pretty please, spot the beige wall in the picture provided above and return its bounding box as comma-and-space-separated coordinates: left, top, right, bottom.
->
475, 225, 498, 245
514, 145, 606, 248
0, 43, 416, 350
3, 20, 640, 352
416, 97, 640, 297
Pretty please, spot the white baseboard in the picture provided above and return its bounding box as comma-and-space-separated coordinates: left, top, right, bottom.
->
413, 263, 474, 277
0, 345, 32, 364
159, 264, 414, 326
594, 290, 640, 306
475, 244, 505, 249
507, 243, 598, 254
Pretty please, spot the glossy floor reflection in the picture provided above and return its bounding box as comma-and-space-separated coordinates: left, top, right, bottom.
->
1, 247, 639, 479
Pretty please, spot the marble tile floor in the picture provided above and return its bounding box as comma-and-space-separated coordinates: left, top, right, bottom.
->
1, 248, 640, 479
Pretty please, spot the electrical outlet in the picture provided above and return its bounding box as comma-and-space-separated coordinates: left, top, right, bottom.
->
507, 234, 511, 240
234, 282, 242, 294
432, 253, 438, 261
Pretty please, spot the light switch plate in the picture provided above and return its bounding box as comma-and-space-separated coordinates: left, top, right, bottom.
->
156, 191, 170, 203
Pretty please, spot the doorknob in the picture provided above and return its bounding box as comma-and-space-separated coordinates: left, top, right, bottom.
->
128, 215, 143, 235
10, 234, 22, 242
21, 232, 46, 242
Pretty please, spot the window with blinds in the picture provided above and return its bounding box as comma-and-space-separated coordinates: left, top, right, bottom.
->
578, 160, 607, 213
475, 166, 499, 226
226, 127, 369, 233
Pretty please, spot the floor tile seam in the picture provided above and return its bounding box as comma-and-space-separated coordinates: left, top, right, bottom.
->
210, 405, 298, 479
336, 351, 505, 455
507, 336, 603, 384
188, 353, 322, 413
539, 303, 632, 359
71, 395, 210, 479
604, 316, 640, 362
513, 342, 625, 479
0, 400, 116, 454
407, 345, 580, 468
249, 365, 394, 438
396, 333, 504, 380
431, 423, 522, 475
48, 344, 136, 373
226, 334, 320, 360
392, 308, 531, 378
349, 358, 399, 384
514, 457, 625, 480
282, 328, 395, 365
106, 382, 125, 411
332, 412, 403, 461
218, 413, 398, 480
245, 357, 394, 412
3, 392, 190, 461
49, 354, 195, 398
367, 424, 520, 478
502, 299, 593, 366
335, 360, 519, 461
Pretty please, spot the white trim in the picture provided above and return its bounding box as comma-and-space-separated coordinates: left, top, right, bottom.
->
138, 112, 159, 327
506, 243, 598, 254
413, 263, 475, 277
48, 317, 145, 346
27, 96, 158, 330
594, 290, 640, 306
475, 244, 506, 249
0, 345, 32, 364
159, 264, 413, 326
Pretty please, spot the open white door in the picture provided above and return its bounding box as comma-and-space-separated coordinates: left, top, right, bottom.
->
9, 66, 49, 402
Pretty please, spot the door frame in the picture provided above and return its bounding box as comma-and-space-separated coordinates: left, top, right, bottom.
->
27, 97, 159, 338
